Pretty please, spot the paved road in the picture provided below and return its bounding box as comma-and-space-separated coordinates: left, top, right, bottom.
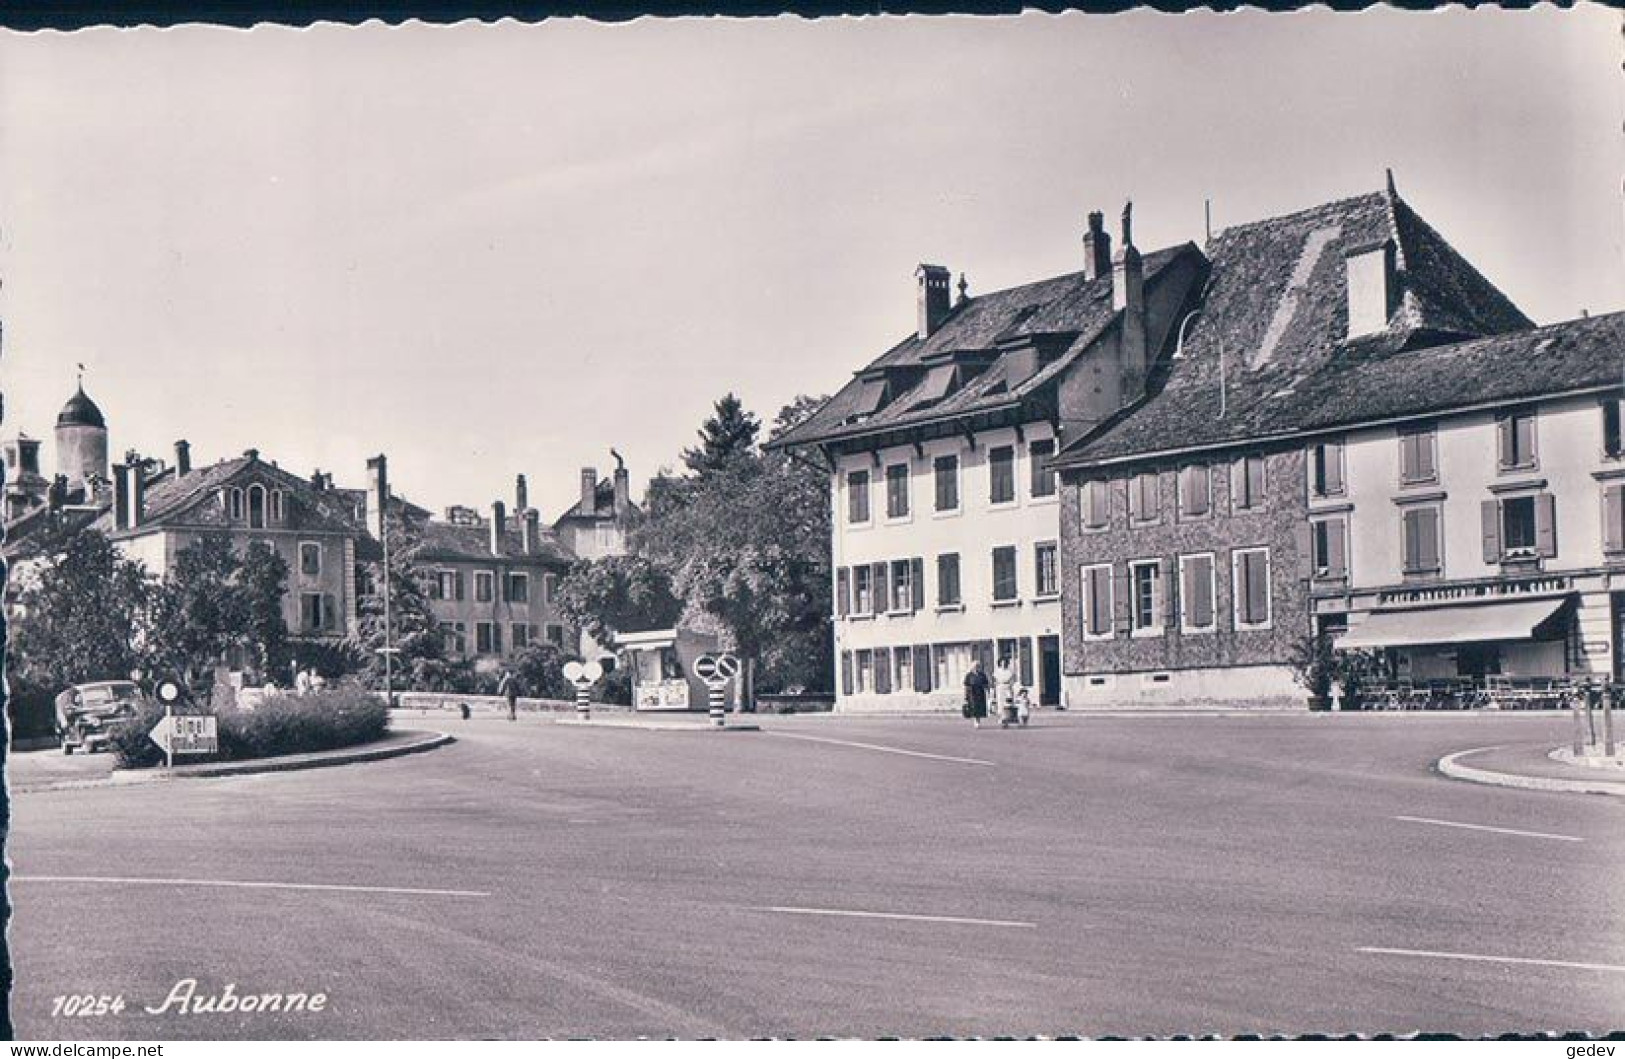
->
8, 710, 1624, 1039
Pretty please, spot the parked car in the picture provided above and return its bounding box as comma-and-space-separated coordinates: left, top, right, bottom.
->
54, 681, 147, 754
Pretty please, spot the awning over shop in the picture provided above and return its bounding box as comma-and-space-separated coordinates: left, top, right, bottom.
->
1337, 596, 1571, 650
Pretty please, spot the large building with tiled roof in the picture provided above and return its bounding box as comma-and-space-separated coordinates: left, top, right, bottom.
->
769, 206, 1209, 712
1049, 176, 1617, 707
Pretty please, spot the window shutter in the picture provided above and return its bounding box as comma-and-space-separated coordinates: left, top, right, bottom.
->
1194, 559, 1214, 629
1534, 492, 1557, 558
1422, 509, 1442, 570
1181, 560, 1197, 628
840, 652, 853, 696
874, 650, 891, 695
1607, 486, 1625, 554
913, 645, 932, 692
454, 571, 466, 601
872, 561, 889, 612
1481, 500, 1502, 564
1517, 416, 1536, 465
1401, 510, 1418, 571
1328, 519, 1348, 577
1112, 566, 1131, 633
836, 568, 850, 618
1294, 522, 1313, 580
1606, 402, 1623, 458
910, 558, 925, 612
1324, 443, 1344, 495
1163, 557, 1179, 631
1240, 553, 1268, 624
1497, 417, 1515, 468
1419, 433, 1435, 480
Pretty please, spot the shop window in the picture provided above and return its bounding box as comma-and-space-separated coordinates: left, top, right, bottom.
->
989, 446, 1016, 505
1234, 548, 1272, 629
885, 463, 910, 519
1029, 439, 1057, 499
933, 454, 960, 512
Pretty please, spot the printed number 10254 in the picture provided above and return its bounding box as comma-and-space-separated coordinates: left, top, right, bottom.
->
52, 994, 127, 1017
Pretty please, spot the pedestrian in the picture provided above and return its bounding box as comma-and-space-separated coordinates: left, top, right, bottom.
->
994, 656, 1018, 727
310, 670, 327, 694
1016, 686, 1032, 727
962, 659, 990, 728
294, 666, 313, 696
498, 669, 520, 721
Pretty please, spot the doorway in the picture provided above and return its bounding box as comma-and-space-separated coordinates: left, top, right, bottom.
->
1039, 635, 1061, 706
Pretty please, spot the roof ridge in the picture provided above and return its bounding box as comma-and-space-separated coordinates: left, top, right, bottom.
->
1211, 190, 1386, 243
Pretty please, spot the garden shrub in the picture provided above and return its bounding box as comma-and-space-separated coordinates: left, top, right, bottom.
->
113, 687, 389, 769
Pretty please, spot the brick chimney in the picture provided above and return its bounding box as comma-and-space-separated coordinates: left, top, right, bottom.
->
128, 453, 146, 529
1113, 202, 1149, 397
515, 473, 529, 513
579, 468, 597, 516
365, 454, 389, 540
1083, 210, 1112, 281
174, 439, 192, 476
613, 465, 630, 515
916, 264, 951, 340
113, 462, 131, 531
523, 508, 540, 555
490, 500, 507, 556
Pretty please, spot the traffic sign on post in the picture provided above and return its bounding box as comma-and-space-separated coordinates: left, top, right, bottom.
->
149, 715, 218, 758
563, 660, 603, 721
695, 653, 738, 728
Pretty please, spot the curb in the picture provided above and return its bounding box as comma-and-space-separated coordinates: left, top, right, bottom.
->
1436, 744, 1625, 798
17, 730, 454, 792
555, 718, 760, 732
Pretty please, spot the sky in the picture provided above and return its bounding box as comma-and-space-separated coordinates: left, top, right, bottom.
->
1, 8, 1619, 519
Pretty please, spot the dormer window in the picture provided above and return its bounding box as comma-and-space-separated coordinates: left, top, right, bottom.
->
270, 489, 284, 523
248, 484, 267, 529
1345, 241, 1395, 339
228, 488, 245, 521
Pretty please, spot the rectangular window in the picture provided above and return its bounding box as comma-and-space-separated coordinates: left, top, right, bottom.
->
933, 643, 975, 692
1081, 563, 1114, 638
912, 645, 933, 693
511, 623, 532, 649
1310, 441, 1345, 498
1605, 400, 1624, 459
1402, 507, 1442, 574
1129, 560, 1161, 632
299, 541, 322, 577
854, 649, 873, 694
542, 573, 557, 604
1034, 542, 1059, 598
1129, 472, 1160, 523
836, 567, 850, 618
1082, 479, 1111, 530
440, 621, 466, 656
546, 624, 566, 648
508, 573, 529, 603
937, 553, 962, 607
1233, 455, 1267, 511
992, 546, 1018, 602
1502, 496, 1538, 555
1497, 411, 1538, 471
1179, 554, 1216, 633
1178, 465, 1211, 518
890, 559, 915, 612
1029, 439, 1057, 498
1234, 548, 1272, 628
853, 565, 874, 615
894, 647, 913, 695
1399, 427, 1438, 485
989, 446, 1016, 505
933, 454, 960, 512
1312, 517, 1349, 579
840, 652, 853, 697
1482, 494, 1556, 563
475, 571, 495, 603
885, 463, 910, 519
847, 470, 871, 524
431, 570, 456, 601
874, 648, 892, 695
301, 592, 325, 633
476, 622, 497, 654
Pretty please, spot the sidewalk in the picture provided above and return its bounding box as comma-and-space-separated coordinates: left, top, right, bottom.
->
1437, 742, 1625, 797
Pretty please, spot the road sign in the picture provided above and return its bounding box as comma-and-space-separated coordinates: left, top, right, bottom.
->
562, 659, 604, 689
693, 654, 719, 682
715, 654, 740, 681
155, 681, 181, 705
694, 653, 737, 691
149, 714, 218, 756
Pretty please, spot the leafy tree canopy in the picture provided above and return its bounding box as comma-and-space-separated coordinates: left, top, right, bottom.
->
11, 530, 152, 693
680, 392, 761, 477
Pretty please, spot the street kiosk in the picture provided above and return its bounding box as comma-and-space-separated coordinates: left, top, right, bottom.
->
617, 627, 723, 712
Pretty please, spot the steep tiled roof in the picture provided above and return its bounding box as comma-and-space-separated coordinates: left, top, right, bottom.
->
769, 244, 1200, 450
1054, 186, 1537, 468
411, 520, 573, 566
553, 477, 643, 524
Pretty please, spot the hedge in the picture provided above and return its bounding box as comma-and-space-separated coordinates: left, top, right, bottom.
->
112, 687, 389, 769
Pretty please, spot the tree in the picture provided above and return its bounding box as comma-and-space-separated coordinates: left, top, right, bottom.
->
681, 392, 761, 476
350, 512, 453, 693
555, 554, 685, 647
240, 540, 291, 678
636, 395, 833, 693
510, 641, 575, 701
11, 530, 152, 692
143, 533, 282, 697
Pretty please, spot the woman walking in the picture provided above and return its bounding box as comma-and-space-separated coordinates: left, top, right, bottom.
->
963, 660, 990, 728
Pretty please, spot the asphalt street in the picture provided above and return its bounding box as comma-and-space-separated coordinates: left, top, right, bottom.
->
8, 710, 1624, 1039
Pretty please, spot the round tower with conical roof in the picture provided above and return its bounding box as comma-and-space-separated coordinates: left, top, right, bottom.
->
55, 382, 108, 492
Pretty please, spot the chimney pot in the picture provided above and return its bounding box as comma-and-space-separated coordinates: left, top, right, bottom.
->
113, 463, 131, 531
523, 509, 541, 555
915, 264, 952, 340
613, 466, 630, 515
580, 467, 598, 516
490, 501, 507, 556
174, 439, 192, 476
515, 473, 529, 513
1083, 211, 1112, 281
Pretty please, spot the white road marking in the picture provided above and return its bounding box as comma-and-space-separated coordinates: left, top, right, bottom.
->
13, 874, 489, 898
767, 732, 994, 766
1393, 815, 1584, 843
756, 906, 1035, 929
1358, 947, 1625, 975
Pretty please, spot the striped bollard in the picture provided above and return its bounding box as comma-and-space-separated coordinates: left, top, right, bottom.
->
562, 659, 604, 723
708, 683, 726, 728
576, 683, 591, 722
